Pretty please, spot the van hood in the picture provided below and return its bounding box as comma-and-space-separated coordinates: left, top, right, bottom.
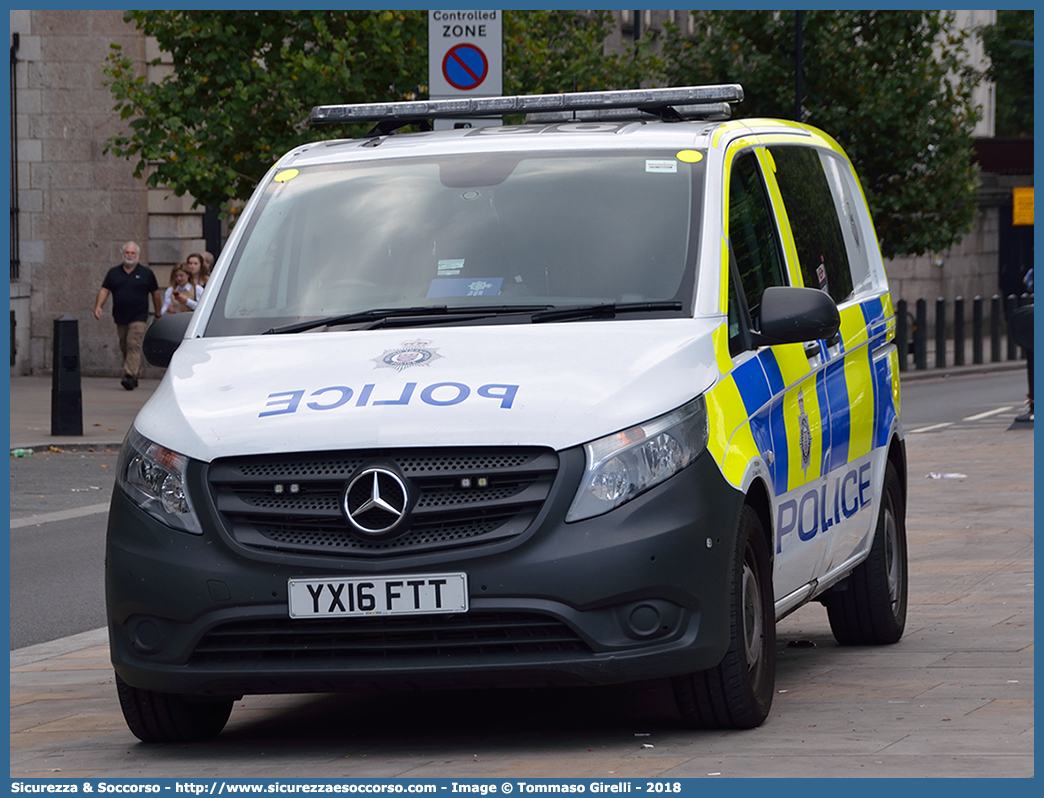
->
133, 320, 722, 461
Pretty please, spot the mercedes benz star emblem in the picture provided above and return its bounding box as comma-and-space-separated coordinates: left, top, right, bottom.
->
343, 468, 409, 536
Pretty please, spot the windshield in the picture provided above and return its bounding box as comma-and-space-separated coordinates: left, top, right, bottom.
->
206, 148, 705, 336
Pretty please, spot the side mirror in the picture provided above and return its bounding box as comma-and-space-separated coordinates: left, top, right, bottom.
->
143, 313, 193, 367
753, 286, 840, 346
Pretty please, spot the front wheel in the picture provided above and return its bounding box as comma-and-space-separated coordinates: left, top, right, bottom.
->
825, 460, 908, 645
673, 505, 775, 728
116, 672, 233, 743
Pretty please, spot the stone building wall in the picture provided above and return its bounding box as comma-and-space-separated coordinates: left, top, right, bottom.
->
9, 9, 206, 378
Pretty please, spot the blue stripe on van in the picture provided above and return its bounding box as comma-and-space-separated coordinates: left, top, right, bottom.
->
823, 358, 851, 473
816, 370, 831, 474
873, 350, 896, 449
759, 349, 785, 397
733, 356, 772, 418
769, 399, 789, 496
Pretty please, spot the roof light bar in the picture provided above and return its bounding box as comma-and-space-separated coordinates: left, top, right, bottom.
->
309, 84, 743, 126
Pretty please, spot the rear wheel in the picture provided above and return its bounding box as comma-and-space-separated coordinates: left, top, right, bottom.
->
825, 461, 907, 645
673, 505, 775, 728
115, 672, 233, 743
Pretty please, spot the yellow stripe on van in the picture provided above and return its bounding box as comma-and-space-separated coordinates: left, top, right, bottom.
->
783, 374, 823, 491
756, 148, 801, 282
722, 423, 760, 488
773, 341, 811, 386
705, 376, 751, 487
839, 304, 869, 349
845, 351, 875, 461
720, 238, 730, 314
713, 322, 733, 375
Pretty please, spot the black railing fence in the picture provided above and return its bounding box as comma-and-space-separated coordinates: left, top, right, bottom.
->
894, 294, 1033, 372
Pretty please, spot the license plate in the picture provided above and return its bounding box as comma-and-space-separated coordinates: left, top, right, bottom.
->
288, 573, 468, 618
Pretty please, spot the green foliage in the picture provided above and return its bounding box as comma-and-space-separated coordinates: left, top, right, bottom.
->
979, 10, 1034, 137
503, 10, 662, 95
663, 10, 982, 259
102, 10, 427, 211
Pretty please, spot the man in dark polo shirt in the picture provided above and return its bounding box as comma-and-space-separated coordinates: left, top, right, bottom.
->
94, 241, 162, 390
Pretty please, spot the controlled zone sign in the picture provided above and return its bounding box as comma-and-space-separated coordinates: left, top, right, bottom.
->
428, 10, 503, 129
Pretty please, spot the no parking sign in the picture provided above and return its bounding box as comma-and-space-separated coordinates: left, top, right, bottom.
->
428, 10, 503, 128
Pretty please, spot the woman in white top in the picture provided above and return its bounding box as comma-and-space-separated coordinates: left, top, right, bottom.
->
161, 263, 204, 315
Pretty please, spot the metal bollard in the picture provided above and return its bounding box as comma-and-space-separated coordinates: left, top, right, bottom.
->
991, 295, 1002, 362
915, 298, 928, 370
972, 296, 983, 365
51, 316, 83, 436
935, 297, 946, 369
895, 299, 908, 372
953, 296, 965, 366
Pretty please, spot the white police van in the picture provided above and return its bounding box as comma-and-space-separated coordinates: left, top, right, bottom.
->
109, 85, 907, 741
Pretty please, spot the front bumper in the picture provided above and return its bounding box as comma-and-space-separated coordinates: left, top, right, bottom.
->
106, 447, 744, 697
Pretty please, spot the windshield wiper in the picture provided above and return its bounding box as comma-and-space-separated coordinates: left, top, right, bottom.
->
531, 301, 683, 324
264, 305, 555, 334
265, 306, 450, 335
361, 304, 554, 330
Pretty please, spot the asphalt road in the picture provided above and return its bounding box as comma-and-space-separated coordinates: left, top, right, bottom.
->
9, 449, 117, 648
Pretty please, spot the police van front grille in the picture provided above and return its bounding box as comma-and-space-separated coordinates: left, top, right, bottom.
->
207, 447, 558, 557
190, 612, 589, 664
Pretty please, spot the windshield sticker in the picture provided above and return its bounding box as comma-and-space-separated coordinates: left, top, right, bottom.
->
437, 259, 466, 276
273, 169, 299, 183
676, 150, 703, 163
259, 382, 519, 416
646, 160, 678, 174
427, 278, 503, 298
374, 340, 443, 372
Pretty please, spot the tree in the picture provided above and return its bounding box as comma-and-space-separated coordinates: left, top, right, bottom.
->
979, 10, 1034, 138
504, 10, 662, 96
103, 10, 662, 213
662, 10, 982, 259
103, 10, 428, 212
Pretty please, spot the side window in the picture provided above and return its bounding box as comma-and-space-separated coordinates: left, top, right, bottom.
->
728, 151, 787, 346
820, 153, 875, 297
768, 145, 854, 304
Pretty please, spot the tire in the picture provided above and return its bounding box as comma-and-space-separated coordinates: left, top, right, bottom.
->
673, 505, 775, 729
825, 461, 908, 645
115, 672, 233, 743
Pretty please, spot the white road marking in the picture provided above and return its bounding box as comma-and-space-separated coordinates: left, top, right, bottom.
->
10, 502, 109, 529
962, 405, 1014, 421
907, 422, 955, 434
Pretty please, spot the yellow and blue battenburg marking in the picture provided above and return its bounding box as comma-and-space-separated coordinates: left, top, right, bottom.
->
705, 294, 898, 497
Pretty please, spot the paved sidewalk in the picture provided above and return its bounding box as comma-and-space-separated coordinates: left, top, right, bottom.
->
9, 374, 159, 451
9, 420, 1033, 778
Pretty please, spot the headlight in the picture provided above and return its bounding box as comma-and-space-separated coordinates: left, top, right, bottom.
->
116, 428, 202, 534
566, 396, 708, 522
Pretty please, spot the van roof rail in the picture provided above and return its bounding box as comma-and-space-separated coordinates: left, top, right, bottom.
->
309, 84, 744, 135
525, 102, 734, 124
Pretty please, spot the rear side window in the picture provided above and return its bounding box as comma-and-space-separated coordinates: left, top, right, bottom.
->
769, 145, 853, 304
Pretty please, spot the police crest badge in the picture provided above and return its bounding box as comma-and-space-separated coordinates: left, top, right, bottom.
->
374, 340, 443, 371
798, 389, 812, 478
